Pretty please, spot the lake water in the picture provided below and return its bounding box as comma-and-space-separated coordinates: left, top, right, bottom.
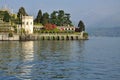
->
0, 28, 120, 80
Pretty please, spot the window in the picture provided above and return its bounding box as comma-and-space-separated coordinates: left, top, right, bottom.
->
26, 22, 28, 25
31, 22, 32, 25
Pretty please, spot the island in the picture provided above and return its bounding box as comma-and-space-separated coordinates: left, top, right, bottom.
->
0, 6, 88, 41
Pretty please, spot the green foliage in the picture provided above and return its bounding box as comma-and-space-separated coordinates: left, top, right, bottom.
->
78, 20, 85, 32
20, 28, 26, 35
0, 11, 18, 24
17, 7, 28, 23
13, 26, 17, 33
0, 11, 5, 19
49, 10, 73, 26
57, 10, 65, 26
34, 23, 43, 26
41, 12, 49, 25
83, 32, 88, 38
1, 11, 11, 22
34, 9, 73, 26
8, 32, 13, 37
50, 11, 58, 25
34, 10, 42, 24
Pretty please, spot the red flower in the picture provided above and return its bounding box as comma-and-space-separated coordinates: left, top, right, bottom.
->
45, 23, 57, 30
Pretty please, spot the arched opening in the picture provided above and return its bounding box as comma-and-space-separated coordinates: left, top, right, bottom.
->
53, 36, 55, 40
66, 36, 69, 40
61, 36, 64, 40
57, 36, 60, 40
76, 36, 78, 40
71, 36, 74, 40
42, 36, 45, 40
47, 36, 50, 40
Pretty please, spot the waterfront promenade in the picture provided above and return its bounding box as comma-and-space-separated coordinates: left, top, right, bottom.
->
20, 33, 88, 41
0, 33, 88, 41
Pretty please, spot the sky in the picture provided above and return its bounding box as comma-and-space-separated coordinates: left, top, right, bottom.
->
0, 0, 120, 28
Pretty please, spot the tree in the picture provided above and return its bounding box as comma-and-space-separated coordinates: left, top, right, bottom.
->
58, 10, 65, 26
17, 7, 28, 23
33, 9, 73, 26
34, 10, 42, 24
50, 10, 73, 26
41, 12, 49, 25
64, 13, 72, 26
50, 11, 58, 25
3, 11, 11, 22
78, 20, 85, 32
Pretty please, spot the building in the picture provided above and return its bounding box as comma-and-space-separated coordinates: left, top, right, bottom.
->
22, 16, 33, 34
57, 26, 75, 31
33, 25, 44, 31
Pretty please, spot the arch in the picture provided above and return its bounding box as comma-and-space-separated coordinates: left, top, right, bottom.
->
41, 36, 45, 40
47, 36, 50, 40
52, 36, 55, 40
61, 36, 64, 40
57, 36, 60, 40
76, 36, 78, 40
71, 36, 74, 40
66, 36, 69, 40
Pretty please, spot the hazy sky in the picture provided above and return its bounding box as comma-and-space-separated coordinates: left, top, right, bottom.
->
0, 0, 120, 28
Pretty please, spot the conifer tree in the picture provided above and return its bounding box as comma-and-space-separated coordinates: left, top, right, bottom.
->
78, 20, 85, 32
17, 7, 28, 23
41, 12, 49, 25
34, 10, 42, 24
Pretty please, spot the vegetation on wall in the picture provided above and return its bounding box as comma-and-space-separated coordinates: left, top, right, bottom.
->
8, 32, 13, 37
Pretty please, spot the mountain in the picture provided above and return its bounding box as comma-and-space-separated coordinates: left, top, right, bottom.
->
87, 27, 120, 37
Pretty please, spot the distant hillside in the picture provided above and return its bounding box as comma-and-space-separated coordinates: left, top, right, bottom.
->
87, 27, 120, 37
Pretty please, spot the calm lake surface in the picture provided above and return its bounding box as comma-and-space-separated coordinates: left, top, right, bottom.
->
0, 37, 120, 80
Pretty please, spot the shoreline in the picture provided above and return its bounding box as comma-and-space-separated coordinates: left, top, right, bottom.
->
0, 33, 88, 41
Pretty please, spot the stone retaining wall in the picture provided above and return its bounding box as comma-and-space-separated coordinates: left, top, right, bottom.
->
0, 34, 19, 41
20, 34, 87, 41
0, 33, 88, 41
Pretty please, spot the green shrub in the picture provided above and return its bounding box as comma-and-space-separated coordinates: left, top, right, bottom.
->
83, 32, 88, 38
8, 32, 13, 37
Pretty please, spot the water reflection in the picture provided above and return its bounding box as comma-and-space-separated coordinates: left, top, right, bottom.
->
16, 41, 35, 79
0, 38, 120, 80
0, 40, 86, 80
20, 41, 34, 61
33, 40, 86, 79
0, 41, 21, 79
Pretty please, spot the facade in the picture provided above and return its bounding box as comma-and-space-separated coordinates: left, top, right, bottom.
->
33, 25, 44, 31
57, 26, 75, 31
22, 16, 33, 34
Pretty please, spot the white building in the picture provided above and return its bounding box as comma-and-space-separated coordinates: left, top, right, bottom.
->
57, 26, 75, 31
22, 16, 33, 34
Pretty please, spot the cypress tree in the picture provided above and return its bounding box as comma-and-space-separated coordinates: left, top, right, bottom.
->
34, 10, 42, 24
78, 20, 85, 32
